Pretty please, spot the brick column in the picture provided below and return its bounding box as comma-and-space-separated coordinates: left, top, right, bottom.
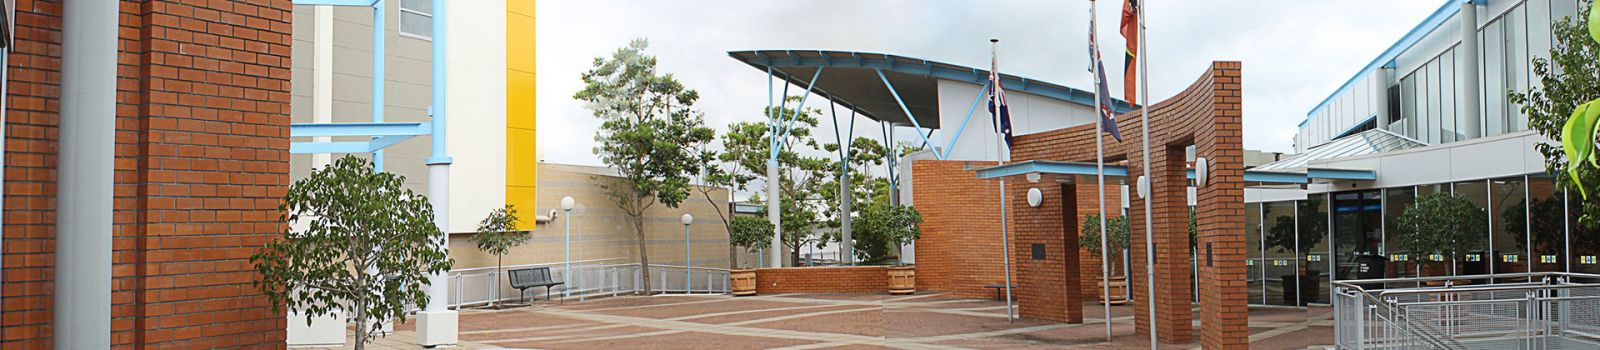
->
1009, 176, 1082, 323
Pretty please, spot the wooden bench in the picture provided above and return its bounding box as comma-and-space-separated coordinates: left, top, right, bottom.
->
509, 267, 564, 304
984, 284, 1018, 301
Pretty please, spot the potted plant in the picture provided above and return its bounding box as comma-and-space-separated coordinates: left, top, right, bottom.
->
727, 216, 773, 296
858, 204, 922, 294
1079, 214, 1130, 305
469, 205, 529, 308
1392, 192, 1487, 286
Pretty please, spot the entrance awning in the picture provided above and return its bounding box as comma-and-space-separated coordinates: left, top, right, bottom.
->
974, 160, 1374, 184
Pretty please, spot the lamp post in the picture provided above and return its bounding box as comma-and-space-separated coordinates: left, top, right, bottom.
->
681, 213, 693, 294
561, 196, 575, 299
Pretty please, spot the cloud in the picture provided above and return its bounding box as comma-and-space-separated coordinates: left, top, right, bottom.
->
537, 0, 1442, 165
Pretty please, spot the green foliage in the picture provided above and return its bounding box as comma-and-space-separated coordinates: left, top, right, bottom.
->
251, 156, 452, 349
722, 96, 836, 263
1079, 214, 1130, 256
1391, 193, 1487, 268
469, 205, 527, 307
1514, 1, 1600, 229
728, 216, 774, 251
575, 38, 715, 294
853, 204, 922, 262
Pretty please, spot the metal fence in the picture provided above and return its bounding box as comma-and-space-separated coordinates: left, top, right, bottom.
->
445, 259, 730, 309
1333, 272, 1600, 350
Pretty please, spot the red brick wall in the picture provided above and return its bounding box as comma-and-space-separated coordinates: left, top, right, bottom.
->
754, 266, 889, 294
1072, 183, 1123, 299
909, 161, 1010, 299
3, 0, 293, 348
1008, 62, 1246, 348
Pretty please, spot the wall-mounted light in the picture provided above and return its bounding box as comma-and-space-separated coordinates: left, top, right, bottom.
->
1195, 157, 1210, 187
1025, 172, 1042, 183
1136, 175, 1150, 199
1026, 188, 1044, 207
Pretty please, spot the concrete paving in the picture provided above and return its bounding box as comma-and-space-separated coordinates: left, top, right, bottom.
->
310, 293, 1334, 349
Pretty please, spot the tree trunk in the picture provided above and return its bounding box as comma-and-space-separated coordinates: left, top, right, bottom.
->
353, 303, 367, 350
791, 245, 801, 267
636, 213, 652, 295
494, 255, 503, 308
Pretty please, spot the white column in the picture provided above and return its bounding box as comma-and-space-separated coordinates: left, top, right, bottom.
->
1458, 0, 1482, 139
1374, 67, 1390, 132
768, 159, 782, 267
415, 0, 457, 345
55, 0, 119, 348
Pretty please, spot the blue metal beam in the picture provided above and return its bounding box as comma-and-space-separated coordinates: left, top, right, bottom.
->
289, 122, 431, 138
772, 68, 823, 158
291, 141, 370, 154
1241, 171, 1308, 184
943, 80, 991, 159
1308, 168, 1378, 181
876, 69, 943, 160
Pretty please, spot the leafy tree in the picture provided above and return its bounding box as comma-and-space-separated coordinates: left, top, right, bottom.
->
251, 156, 451, 350
1079, 214, 1130, 275
1513, 0, 1600, 229
575, 38, 716, 295
469, 205, 528, 307
720, 97, 833, 265
728, 216, 774, 253
1391, 192, 1487, 274
853, 204, 922, 263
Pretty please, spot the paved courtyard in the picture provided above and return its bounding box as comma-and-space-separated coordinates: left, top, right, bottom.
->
335, 293, 1333, 349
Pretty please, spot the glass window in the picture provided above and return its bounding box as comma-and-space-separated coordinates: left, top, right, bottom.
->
1333, 190, 1382, 281
1505, 7, 1528, 132
399, 0, 433, 39
1384, 187, 1417, 278
1484, 19, 1506, 136
1427, 59, 1442, 143
1491, 176, 1527, 275
1441, 48, 1458, 143
1402, 74, 1418, 140
1453, 180, 1492, 279
1527, 175, 1564, 273
1553, 0, 1580, 30
1263, 201, 1298, 306
1569, 189, 1600, 274
1416, 67, 1432, 143
1299, 196, 1330, 304
1247, 202, 1264, 304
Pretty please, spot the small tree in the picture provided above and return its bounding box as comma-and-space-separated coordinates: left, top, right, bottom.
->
470, 205, 528, 308
728, 216, 773, 268
576, 38, 716, 295
1513, 0, 1600, 227
252, 156, 452, 350
1079, 214, 1131, 276
1391, 192, 1487, 275
853, 204, 922, 264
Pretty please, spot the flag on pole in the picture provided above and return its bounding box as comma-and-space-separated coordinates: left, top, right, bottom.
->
1120, 0, 1140, 103
1089, 23, 1125, 142
988, 63, 1015, 148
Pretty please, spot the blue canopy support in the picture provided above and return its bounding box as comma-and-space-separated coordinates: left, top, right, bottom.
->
943, 80, 991, 160
876, 69, 943, 160
772, 68, 824, 158
288, 122, 431, 155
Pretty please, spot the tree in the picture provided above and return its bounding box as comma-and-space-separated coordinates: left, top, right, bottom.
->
1513, 0, 1600, 229
1265, 197, 1327, 259
720, 97, 833, 265
1079, 214, 1131, 275
728, 216, 774, 256
575, 38, 716, 295
1391, 192, 1487, 275
853, 204, 922, 263
251, 156, 451, 350
469, 205, 528, 308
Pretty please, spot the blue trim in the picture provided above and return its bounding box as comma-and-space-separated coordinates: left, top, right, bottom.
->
291, 142, 370, 154
943, 80, 991, 157
1241, 171, 1308, 184
975, 160, 1128, 179
773, 68, 824, 157
1308, 168, 1378, 181
728, 50, 1137, 123
876, 69, 943, 160
290, 122, 430, 137
1303, 0, 1461, 124
372, 0, 386, 171
427, 0, 450, 166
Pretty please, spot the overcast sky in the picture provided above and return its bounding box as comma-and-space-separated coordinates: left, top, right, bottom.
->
535, 0, 1444, 167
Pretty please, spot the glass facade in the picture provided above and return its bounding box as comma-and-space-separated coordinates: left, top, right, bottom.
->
1245, 173, 1600, 306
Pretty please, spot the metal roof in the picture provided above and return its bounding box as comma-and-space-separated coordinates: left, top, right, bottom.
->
1254, 128, 1426, 172
728, 50, 1136, 130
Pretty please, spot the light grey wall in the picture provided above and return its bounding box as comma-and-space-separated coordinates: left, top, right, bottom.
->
935, 79, 1097, 161
290, 4, 436, 195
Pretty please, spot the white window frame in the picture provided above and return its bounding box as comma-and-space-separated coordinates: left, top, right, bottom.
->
398, 0, 432, 41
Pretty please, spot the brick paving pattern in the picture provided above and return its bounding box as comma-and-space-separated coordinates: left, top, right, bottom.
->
321, 293, 1333, 349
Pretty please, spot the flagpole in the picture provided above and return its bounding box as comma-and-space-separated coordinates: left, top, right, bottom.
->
1138, 2, 1157, 348
991, 38, 1015, 323
1090, 0, 1113, 343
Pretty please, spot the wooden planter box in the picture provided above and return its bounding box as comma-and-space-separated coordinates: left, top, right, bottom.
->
1097, 276, 1128, 305
730, 269, 757, 296
887, 266, 916, 295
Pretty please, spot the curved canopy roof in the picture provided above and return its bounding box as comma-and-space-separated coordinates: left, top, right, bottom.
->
728, 50, 1136, 130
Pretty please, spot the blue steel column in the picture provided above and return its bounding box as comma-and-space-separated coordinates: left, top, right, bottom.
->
372, 0, 386, 171
417, 0, 456, 345
768, 68, 822, 268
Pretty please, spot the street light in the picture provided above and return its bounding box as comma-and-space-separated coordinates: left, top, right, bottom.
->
561, 196, 575, 299
681, 213, 693, 294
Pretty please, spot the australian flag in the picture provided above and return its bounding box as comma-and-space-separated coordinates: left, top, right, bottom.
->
1089, 23, 1125, 142
988, 66, 1015, 148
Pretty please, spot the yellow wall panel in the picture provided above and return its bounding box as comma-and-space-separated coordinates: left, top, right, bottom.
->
507, 0, 537, 229
507, 70, 537, 129
508, 0, 534, 16
506, 15, 537, 73
505, 185, 538, 229
506, 128, 538, 187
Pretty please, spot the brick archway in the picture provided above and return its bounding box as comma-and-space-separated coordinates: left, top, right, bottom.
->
1009, 62, 1246, 348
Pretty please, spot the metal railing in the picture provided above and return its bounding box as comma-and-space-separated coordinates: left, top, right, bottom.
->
444, 259, 731, 309
1333, 272, 1600, 349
